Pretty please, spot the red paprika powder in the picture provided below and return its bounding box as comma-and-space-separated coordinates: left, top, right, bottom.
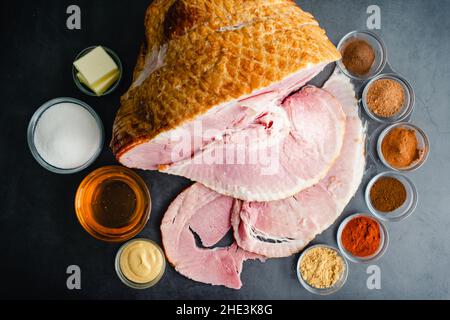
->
341, 216, 381, 257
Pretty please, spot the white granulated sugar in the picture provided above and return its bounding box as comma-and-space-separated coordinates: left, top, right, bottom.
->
34, 102, 101, 169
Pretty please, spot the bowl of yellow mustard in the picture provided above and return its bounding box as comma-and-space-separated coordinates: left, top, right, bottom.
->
115, 238, 166, 289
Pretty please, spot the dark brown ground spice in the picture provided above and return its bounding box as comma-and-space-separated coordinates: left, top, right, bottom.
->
342, 39, 375, 76
370, 177, 407, 212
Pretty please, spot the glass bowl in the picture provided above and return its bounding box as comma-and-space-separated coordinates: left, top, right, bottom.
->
362, 73, 415, 123
72, 46, 122, 97
75, 166, 151, 242
336, 30, 387, 81
377, 122, 430, 172
337, 213, 389, 264
365, 172, 418, 222
27, 97, 104, 174
296, 244, 348, 295
115, 238, 166, 289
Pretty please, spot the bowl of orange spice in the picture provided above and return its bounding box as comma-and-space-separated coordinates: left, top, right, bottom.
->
377, 122, 429, 172
337, 214, 389, 263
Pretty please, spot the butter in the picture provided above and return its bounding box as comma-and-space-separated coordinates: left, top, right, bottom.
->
77, 70, 119, 95
91, 71, 119, 95
74, 46, 118, 93
76, 72, 89, 86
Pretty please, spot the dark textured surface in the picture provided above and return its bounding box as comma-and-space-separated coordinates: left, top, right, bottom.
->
0, 0, 449, 299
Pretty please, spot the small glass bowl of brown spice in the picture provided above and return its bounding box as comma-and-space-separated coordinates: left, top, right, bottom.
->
362, 73, 415, 123
337, 30, 387, 81
365, 172, 418, 222
297, 244, 348, 295
377, 122, 430, 171
337, 213, 389, 264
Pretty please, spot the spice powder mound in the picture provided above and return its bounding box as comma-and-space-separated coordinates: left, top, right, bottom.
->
300, 247, 344, 289
370, 177, 407, 212
342, 39, 375, 76
381, 127, 422, 168
367, 79, 405, 117
341, 216, 381, 257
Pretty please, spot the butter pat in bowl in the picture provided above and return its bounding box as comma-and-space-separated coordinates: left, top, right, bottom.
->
73, 46, 122, 96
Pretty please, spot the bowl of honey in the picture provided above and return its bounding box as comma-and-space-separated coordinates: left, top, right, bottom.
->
75, 166, 151, 242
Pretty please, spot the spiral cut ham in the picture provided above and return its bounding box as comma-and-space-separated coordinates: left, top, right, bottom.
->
111, 0, 342, 201
163, 86, 346, 201
160, 73, 365, 288
231, 72, 365, 258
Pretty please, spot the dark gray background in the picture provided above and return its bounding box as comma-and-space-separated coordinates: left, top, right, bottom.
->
0, 0, 449, 300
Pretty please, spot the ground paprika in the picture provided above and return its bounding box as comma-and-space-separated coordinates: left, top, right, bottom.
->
341, 216, 381, 257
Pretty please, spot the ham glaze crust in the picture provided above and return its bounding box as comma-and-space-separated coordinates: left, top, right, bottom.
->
111, 0, 340, 158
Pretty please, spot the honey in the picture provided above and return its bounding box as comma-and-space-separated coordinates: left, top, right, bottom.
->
92, 180, 137, 228
75, 166, 151, 242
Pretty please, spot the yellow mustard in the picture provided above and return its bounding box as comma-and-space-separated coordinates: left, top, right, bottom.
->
119, 240, 164, 284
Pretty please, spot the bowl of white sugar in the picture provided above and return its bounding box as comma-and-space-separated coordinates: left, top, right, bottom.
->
28, 97, 104, 174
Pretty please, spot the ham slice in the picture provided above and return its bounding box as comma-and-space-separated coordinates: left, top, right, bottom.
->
161, 183, 262, 289
231, 72, 366, 258
163, 86, 346, 201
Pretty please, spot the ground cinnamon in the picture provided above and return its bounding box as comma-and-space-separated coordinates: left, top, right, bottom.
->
367, 79, 405, 117
342, 39, 375, 76
381, 127, 421, 168
341, 216, 381, 257
370, 177, 407, 212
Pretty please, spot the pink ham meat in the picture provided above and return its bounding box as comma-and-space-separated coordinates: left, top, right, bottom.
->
118, 63, 326, 174
161, 183, 262, 289
231, 72, 366, 258
120, 63, 326, 172
162, 86, 346, 201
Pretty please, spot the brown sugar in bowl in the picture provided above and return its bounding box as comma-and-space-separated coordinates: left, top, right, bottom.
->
366, 79, 405, 118
362, 74, 415, 123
